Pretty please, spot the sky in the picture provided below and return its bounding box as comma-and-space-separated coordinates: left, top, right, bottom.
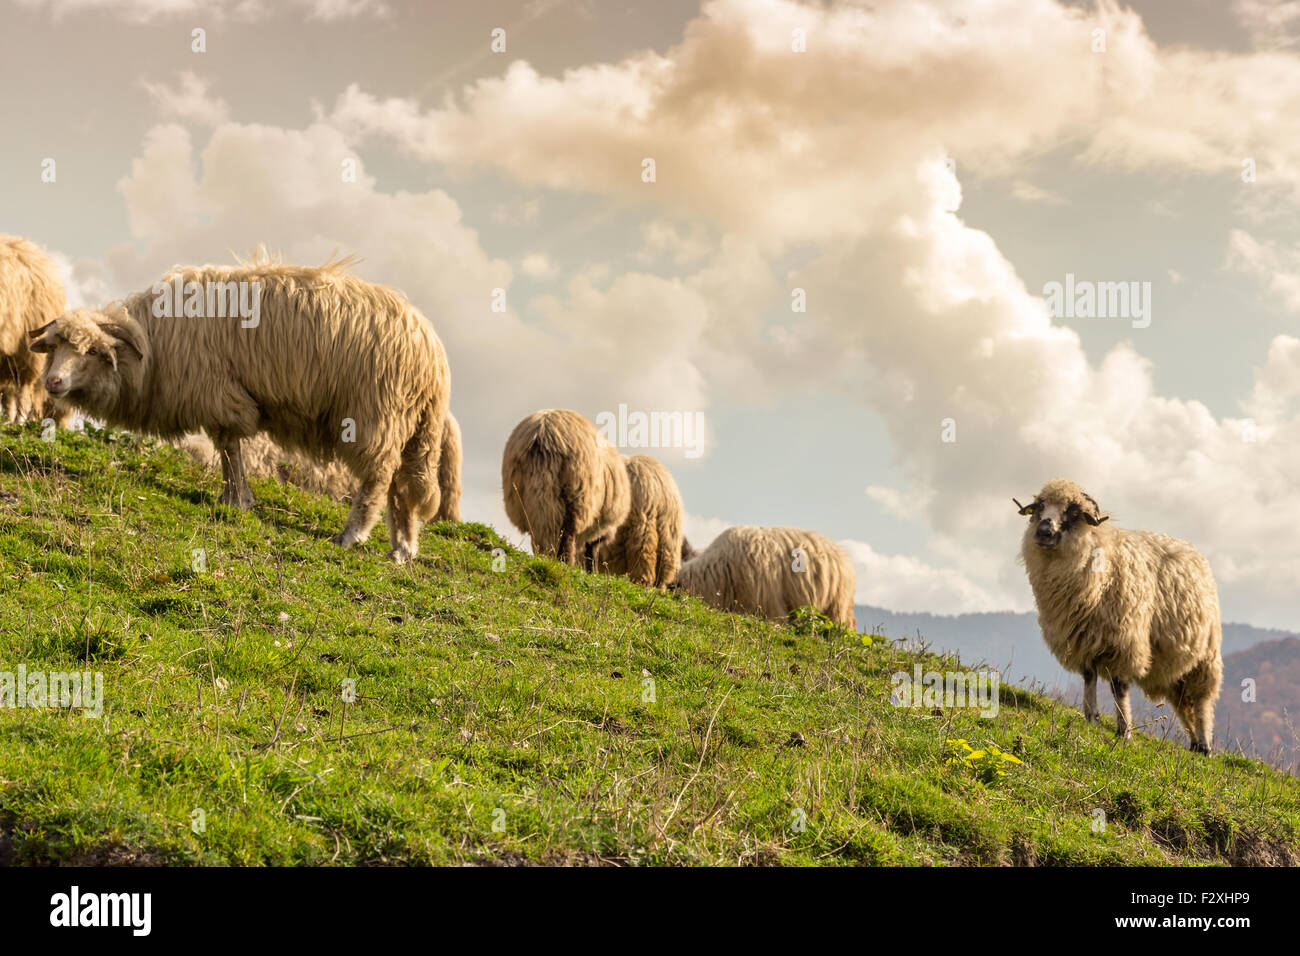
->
2, 0, 1298, 629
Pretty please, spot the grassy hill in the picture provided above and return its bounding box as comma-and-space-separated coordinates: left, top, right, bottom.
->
1, 425, 1298, 866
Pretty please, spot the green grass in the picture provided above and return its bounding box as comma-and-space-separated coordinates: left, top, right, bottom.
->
0, 422, 1297, 866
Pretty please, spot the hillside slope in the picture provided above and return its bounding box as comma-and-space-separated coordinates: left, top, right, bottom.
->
1, 425, 1298, 865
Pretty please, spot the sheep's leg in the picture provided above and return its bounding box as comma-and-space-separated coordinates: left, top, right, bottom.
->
1174, 663, 1217, 755
1110, 677, 1132, 740
558, 506, 579, 566
656, 537, 679, 589
582, 539, 598, 572
16, 382, 38, 424
381, 420, 442, 565
628, 521, 659, 587
216, 435, 254, 510
1193, 696, 1215, 755
332, 459, 397, 550
384, 480, 421, 565
1, 391, 17, 424
1081, 668, 1099, 723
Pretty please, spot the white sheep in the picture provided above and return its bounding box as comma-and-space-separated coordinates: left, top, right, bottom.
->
0, 235, 68, 425
596, 454, 684, 587
501, 408, 630, 567
1016, 478, 1223, 753
30, 257, 452, 563
675, 525, 857, 625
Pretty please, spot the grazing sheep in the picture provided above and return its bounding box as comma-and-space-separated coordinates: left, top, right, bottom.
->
501, 408, 630, 567
30, 258, 451, 563
676, 525, 857, 625
1015, 478, 1223, 754
0, 235, 69, 425
176, 410, 463, 520
595, 454, 684, 587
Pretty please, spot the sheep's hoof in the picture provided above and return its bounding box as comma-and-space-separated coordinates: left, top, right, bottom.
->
330, 532, 355, 548
387, 545, 414, 565
1189, 741, 1211, 756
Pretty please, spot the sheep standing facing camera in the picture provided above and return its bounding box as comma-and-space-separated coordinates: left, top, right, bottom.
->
0, 235, 69, 425
1015, 478, 1223, 754
596, 454, 684, 587
675, 525, 856, 625
501, 409, 630, 567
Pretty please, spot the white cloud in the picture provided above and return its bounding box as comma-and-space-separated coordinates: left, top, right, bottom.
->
491, 197, 542, 225
519, 253, 555, 278
46, 250, 112, 310
840, 539, 1016, 614
637, 219, 714, 266
1233, 0, 1300, 50
1226, 228, 1300, 312
1009, 180, 1068, 205
681, 512, 733, 552
141, 72, 230, 126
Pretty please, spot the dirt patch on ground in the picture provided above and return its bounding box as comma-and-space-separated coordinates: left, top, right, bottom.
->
1228, 830, 1298, 866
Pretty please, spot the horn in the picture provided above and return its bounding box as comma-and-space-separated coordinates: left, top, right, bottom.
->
101, 323, 144, 359
28, 321, 59, 353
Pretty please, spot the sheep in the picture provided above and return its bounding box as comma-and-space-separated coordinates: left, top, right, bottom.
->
595, 454, 684, 587
29, 257, 451, 563
176, 410, 464, 520
1015, 478, 1223, 754
501, 408, 630, 567
675, 525, 857, 625
0, 235, 69, 425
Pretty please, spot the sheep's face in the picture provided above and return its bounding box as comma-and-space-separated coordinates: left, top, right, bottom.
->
1015, 479, 1108, 551
29, 309, 145, 410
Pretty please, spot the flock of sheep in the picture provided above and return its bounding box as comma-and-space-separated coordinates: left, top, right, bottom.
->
0, 235, 1225, 754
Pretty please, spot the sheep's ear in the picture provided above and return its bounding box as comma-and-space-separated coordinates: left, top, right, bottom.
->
28, 321, 60, 353
1013, 497, 1036, 516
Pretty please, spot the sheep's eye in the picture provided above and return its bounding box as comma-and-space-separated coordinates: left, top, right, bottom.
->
1067, 504, 1081, 517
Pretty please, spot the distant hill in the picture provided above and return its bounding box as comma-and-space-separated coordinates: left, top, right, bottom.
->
855, 605, 1299, 772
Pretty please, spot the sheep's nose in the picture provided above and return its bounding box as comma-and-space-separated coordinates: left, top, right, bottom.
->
45, 375, 63, 391
1036, 519, 1055, 536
